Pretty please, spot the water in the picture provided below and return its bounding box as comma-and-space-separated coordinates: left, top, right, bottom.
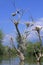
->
0, 57, 43, 65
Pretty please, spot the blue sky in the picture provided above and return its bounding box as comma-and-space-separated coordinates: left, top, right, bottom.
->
0, 0, 43, 46
0, 0, 43, 34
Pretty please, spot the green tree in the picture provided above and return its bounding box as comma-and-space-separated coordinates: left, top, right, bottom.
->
0, 30, 4, 55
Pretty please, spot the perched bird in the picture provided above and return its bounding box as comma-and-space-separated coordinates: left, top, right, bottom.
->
35, 26, 42, 33
25, 22, 30, 27
12, 10, 20, 16
32, 25, 42, 33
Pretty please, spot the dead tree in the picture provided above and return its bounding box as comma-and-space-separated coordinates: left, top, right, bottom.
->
33, 26, 43, 62
10, 10, 26, 61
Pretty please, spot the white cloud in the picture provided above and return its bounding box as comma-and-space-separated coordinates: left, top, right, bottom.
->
35, 18, 43, 26
2, 34, 16, 47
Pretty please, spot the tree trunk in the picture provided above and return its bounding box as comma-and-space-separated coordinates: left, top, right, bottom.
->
34, 50, 43, 62
35, 31, 43, 62
11, 22, 25, 61
14, 22, 21, 38
37, 61, 41, 65
19, 61, 24, 65
16, 49, 25, 61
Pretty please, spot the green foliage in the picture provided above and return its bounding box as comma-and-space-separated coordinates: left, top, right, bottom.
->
34, 42, 40, 49
0, 30, 17, 57
3, 46, 17, 57
0, 30, 4, 55
27, 42, 34, 52
26, 42, 41, 57
0, 43, 4, 55
0, 30, 3, 43
26, 42, 34, 57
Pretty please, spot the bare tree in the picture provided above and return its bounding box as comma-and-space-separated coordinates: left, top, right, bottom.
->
10, 9, 34, 62
10, 9, 26, 61
33, 26, 43, 62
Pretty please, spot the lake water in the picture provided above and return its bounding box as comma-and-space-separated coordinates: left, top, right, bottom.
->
0, 57, 43, 65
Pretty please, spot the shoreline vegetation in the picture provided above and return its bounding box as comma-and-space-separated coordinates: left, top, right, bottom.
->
0, 41, 43, 62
